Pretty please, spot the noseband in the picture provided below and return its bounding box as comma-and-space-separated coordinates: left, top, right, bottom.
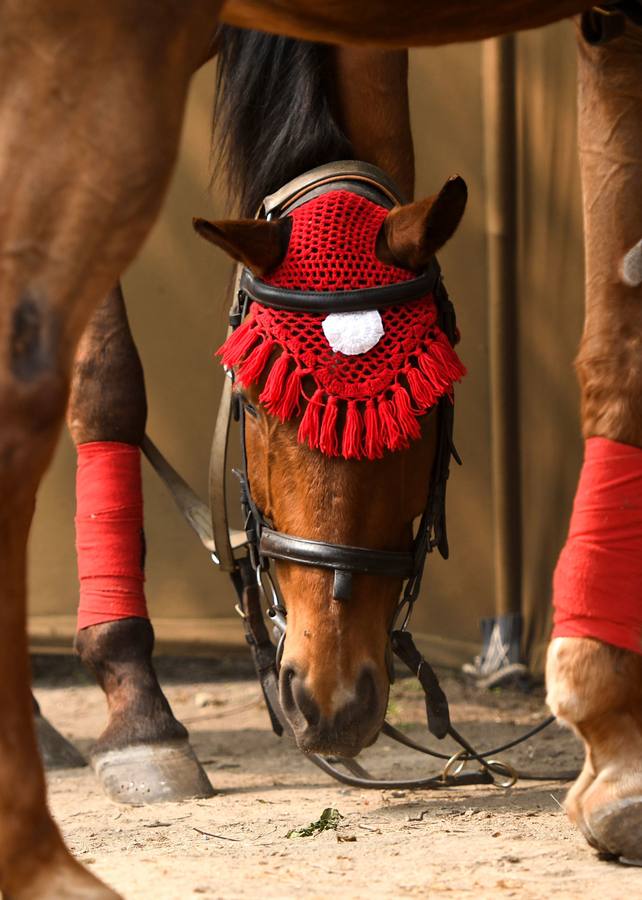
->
144, 160, 561, 791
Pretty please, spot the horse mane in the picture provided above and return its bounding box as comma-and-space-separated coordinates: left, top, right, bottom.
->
213, 27, 353, 217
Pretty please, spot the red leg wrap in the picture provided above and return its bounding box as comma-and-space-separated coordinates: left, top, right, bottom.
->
75, 441, 148, 631
553, 437, 642, 654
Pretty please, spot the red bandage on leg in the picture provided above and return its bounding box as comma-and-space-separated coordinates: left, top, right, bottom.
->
75, 441, 148, 631
553, 436, 642, 654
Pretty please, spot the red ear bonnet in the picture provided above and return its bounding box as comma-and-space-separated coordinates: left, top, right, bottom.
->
218, 189, 466, 460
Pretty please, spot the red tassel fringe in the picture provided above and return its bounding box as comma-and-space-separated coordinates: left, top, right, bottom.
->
406, 367, 438, 410
364, 400, 384, 460
379, 397, 408, 452
218, 322, 258, 368
237, 338, 275, 386
298, 389, 324, 450
217, 328, 465, 460
393, 386, 422, 442
431, 336, 467, 381
259, 351, 291, 411
342, 401, 363, 460
271, 367, 302, 421
319, 396, 339, 457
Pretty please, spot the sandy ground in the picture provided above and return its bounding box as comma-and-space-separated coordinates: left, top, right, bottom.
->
32, 654, 642, 900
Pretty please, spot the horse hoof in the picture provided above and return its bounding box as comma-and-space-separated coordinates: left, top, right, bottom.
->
586, 796, 642, 863
92, 739, 215, 804
35, 714, 86, 769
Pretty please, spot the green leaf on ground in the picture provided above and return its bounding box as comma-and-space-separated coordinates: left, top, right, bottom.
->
286, 807, 344, 838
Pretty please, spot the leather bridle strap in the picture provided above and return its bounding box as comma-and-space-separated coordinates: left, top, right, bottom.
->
259, 527, 415, 602
209, 265, 245, 572
239, 265, 440, 314
260, 158, 406, 217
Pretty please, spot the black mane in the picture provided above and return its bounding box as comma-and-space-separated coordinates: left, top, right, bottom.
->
213, 27, 353, 217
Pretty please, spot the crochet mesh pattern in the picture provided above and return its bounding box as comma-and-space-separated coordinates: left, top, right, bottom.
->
218, 190, 466, 460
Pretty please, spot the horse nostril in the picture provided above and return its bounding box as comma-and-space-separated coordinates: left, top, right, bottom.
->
280, 664, 297, 712
279, 664, 321, 727
293, 678, 320, 727
356, 667, 378, 714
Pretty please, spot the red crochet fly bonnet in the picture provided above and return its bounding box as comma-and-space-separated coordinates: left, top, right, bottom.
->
218, 189, 466, 460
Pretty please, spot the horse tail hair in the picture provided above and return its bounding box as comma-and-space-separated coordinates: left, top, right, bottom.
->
212, 27, 353, 217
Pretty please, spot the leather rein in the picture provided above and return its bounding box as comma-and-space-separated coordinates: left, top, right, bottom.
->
143, 161, 567, 791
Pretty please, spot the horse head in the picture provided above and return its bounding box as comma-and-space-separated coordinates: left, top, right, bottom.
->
195, 173, 466, 756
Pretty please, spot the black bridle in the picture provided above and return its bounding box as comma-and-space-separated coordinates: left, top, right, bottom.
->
144, 161, 567, 791
233, 162, 455, 630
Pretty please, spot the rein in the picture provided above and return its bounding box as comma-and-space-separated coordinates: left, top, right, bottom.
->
144, 160, 568, 791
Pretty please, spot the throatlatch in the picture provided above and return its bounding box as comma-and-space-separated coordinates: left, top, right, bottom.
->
144, 161, 562, 790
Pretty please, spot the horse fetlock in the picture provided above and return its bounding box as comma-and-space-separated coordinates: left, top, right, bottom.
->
95, 690, 188, 755
547, 637, 642, 860
76, 619, 187, 753
546, 636, 642, 727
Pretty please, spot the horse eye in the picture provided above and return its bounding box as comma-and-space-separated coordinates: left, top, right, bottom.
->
243, 400, 259, 419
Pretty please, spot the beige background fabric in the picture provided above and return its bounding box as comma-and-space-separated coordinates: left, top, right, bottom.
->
29, 22, 584, 671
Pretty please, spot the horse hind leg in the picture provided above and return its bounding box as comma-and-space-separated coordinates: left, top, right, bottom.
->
32, 693, 86, 770
67, 297, 213, 802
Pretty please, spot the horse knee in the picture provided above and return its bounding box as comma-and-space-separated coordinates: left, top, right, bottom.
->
3, 294, 68, 437
0, 366, 68, 474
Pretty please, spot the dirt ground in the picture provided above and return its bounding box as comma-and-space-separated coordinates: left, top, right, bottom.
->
32, 654, 641, 900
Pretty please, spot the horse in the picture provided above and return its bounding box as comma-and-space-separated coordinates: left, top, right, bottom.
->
2, 1, 641, 897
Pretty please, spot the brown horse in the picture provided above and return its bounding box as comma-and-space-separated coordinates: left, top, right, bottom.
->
1, 1, 640, 896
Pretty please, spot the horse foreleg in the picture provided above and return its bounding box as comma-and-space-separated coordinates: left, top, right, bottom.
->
0, 2, 219, 894
546, 22, 642, 864
0, 306, 120, 900
67, 285, 213, 803
330, 48, 414, 199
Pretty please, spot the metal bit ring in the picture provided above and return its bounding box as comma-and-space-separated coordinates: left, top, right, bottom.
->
485, 759, 518, 789
441, 749, 468, 781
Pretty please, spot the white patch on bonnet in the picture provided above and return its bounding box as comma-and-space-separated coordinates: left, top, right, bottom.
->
621, 238, 642, 288
322, 309, 384, 356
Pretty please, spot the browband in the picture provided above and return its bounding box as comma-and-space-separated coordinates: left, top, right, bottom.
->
239, 263, 441, 315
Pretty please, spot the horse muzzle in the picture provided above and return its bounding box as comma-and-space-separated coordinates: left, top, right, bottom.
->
279, 663, 386, 757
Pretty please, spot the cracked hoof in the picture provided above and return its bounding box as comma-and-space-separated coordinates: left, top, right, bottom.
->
586, 796, 642, 864
35, 714, 86, 770
92, 739, 215, 804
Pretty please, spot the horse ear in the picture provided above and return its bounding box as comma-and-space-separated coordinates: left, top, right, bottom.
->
377, 175, 468, 271
192, 217, 291, 276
